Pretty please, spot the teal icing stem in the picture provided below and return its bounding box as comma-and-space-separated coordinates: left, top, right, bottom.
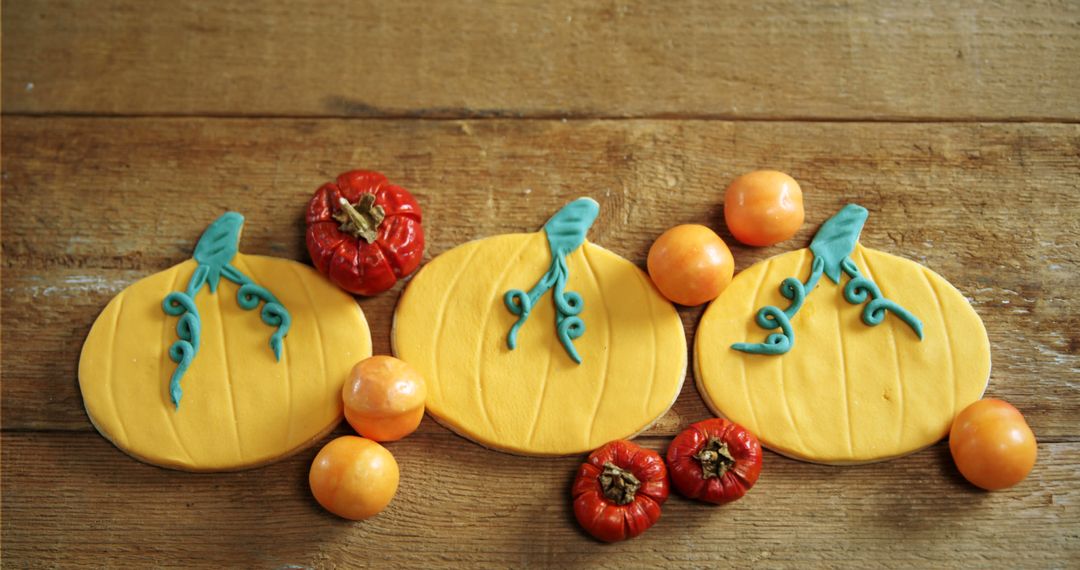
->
840, 258, 923, 338
733, 204, 923, 356
504, 198, 599, 364
162, 212, 291, 409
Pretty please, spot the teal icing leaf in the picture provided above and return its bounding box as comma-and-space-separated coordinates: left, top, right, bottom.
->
731, 204, 924, 356
543, 198, 600, 256
809, 204, 868, 284
504, 198, 599, 363
162, 212, 291, 409
193, 212, 245, 292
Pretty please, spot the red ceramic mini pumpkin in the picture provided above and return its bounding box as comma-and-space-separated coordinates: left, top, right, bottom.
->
305, 170, 424, 295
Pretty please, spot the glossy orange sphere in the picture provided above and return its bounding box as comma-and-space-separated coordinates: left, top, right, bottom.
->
724, 170, 805, 247
950, 399, 1037, 491
647, 224, 735, 306
309, 436, 399, 520
343, 356, 427, 442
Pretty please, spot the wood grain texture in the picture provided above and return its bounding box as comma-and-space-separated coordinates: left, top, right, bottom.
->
2, 430, 1078, 569
4, 118, 1078, 438
3, 0, 1080, 120
3, 117, 1077, 566
3, 2, 1080, 564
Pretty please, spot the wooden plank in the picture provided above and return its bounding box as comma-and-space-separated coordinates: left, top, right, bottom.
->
3, 0, 1079, 120
1, 430, 1076, 568
3, 117, 1078, 438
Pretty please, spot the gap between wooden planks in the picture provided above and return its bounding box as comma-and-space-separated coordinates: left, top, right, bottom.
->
3, 0, 1079, 121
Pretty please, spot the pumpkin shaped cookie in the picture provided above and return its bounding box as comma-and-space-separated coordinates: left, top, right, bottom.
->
79, 213, 372, 471
696, 205, 991, 464
392, 198, 687, 456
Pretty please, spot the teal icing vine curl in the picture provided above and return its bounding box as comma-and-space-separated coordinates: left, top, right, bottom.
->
163, 289, 200, 406
732, 204, 923, 356
162, 212, 291, 409
840, 258, 923, 337
224, 265, 291, 360
732, 259, 822, 355
504, 198, 599, 364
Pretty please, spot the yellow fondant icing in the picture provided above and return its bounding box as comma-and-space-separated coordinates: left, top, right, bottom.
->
79, 254, 371, 471
695, 244, 990, 464
392, 232, 687, 456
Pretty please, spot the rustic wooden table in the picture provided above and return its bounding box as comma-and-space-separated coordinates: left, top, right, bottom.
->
3, 1, 1078, 567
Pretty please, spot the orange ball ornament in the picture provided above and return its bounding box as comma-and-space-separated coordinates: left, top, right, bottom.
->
343, 355, 427, 442
647, 224, 735, 306
724, 170, 805, 247
309, 436, 399, 520
950, 399, 1037, 491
